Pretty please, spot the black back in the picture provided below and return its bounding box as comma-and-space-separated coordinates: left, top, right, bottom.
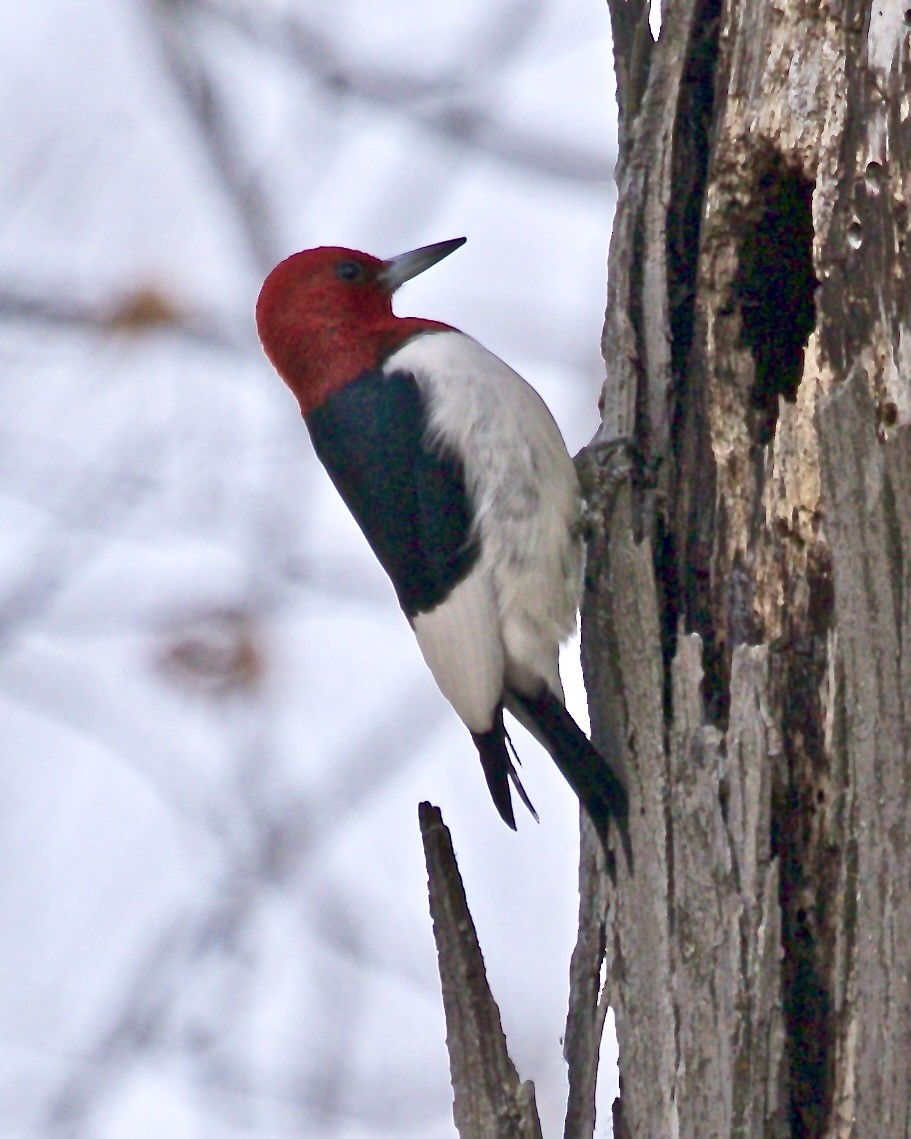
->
306, 369, 479, 617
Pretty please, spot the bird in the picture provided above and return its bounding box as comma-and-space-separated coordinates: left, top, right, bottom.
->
255, 237, 630, 866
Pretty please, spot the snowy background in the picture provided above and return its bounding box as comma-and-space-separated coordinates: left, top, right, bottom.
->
0, 1, 621, 1136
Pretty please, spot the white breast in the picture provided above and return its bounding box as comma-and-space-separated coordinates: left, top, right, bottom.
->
385, 330, 582, 704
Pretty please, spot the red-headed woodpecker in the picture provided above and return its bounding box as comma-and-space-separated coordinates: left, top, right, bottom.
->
256, 238, 630, 865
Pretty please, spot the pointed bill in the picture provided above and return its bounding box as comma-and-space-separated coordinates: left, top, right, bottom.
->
378, 237, 466, 293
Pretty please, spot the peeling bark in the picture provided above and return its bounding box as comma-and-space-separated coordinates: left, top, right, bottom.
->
582, 0, 911, 1134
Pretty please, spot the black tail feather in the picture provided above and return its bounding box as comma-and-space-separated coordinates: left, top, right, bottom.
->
503, 728, 539, 822
471, 711, 537, 831
508, 687, 632, 870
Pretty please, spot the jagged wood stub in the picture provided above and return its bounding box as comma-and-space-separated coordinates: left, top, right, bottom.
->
419, 802, 544, 1139
580, 0, 911, 1134
563, 820, 612, 1139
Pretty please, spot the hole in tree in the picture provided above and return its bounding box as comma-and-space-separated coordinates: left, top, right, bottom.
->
733, 152, 817, 446
863, 161, 883, 194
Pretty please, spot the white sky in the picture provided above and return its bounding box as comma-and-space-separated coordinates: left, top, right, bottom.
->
0, 2, 621, 1136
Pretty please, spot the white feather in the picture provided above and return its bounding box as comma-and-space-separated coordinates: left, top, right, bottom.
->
412, 565, 503, 732
385, 331, 582, 704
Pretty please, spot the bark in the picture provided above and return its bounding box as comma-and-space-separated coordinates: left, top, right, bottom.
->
582, 0, 911, 1135
419, 802, 545, 1139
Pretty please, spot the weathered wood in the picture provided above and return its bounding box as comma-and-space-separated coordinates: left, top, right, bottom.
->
583, 0, 911, 1133
563, 821, 611, 1139
419, 802, 544, 1139
582, 476, 676, 1134
818, 372, 911, 1134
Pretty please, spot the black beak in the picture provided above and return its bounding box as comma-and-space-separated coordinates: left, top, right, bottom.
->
378, 237, 466, 293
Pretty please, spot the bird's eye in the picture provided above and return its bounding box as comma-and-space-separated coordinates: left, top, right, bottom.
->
336, 260, 365, 282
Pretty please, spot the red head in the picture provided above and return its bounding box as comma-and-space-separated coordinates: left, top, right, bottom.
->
255, 238, 465, 416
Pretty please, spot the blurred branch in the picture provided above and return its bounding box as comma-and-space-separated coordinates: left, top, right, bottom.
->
0, 285, 242, 350
38, 707, 451, 1135
198, 0, 614, 185
147, 0, 278, 270
197, 0, 548, 96
419, 802, 544, 1139
0, 452, 156, 653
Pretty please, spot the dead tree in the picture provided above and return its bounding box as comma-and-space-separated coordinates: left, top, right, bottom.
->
579, 0, 911, 1134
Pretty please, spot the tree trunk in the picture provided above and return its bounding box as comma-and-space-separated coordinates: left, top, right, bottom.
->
583, 0, 911, 1134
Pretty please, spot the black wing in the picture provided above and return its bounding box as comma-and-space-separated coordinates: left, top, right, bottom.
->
305, 368, 479, 618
